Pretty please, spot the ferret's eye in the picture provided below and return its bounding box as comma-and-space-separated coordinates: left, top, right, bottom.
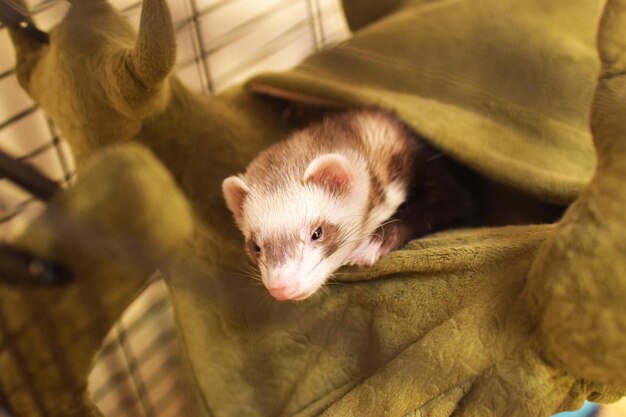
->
251, 240, 261, 254
311, 226, 323, 241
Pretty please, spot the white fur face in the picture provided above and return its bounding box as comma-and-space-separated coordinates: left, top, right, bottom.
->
222, 152, 372, 301
240, 181, 367, 300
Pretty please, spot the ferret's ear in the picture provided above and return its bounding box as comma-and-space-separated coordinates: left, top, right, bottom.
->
222, 175, 249, 220
304, 153, 354, 194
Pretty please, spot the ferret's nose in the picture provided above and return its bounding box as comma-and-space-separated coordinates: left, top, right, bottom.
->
268, 285, 297, 301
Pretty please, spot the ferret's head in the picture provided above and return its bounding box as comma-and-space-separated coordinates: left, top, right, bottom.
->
222, 153, 369, 301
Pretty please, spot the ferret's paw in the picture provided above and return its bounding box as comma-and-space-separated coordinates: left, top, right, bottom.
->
346, 238, 387, 266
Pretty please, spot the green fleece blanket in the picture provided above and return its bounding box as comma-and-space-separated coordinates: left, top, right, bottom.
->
3, 0, 626, 416
251, 0, 600, 204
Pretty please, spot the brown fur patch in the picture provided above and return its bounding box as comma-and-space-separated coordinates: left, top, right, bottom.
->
366, 173, 385, 216
260, 230, 301, 268
389, 151, 414, 183
318, 221, 343, 259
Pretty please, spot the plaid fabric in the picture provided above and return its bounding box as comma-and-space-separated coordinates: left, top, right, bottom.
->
88, 277, 192, 417
1, 1, 350, 416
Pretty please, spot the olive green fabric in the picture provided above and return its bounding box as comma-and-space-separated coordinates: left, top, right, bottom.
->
5, 0, 626, 416
0, 145, 193, 417
250, 0, 602, 204
527, 0, 626, 387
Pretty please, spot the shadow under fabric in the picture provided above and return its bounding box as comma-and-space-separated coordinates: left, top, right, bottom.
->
2, 0, 626, 416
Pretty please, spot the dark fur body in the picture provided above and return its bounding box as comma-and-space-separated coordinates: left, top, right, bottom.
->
358, 110, 475, 255
379, 126, 475, 252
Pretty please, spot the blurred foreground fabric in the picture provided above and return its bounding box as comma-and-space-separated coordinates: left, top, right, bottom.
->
1, 1, 349, 416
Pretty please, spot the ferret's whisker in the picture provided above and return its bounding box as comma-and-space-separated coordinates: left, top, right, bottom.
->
330, 229, 364, 253
321, 285, 330, 297
228, 264, 260, 277
379, 218, 401, 228
237, 264, 263, 278
334, 235, 369, 252
334, 213, 368, 222
257, 257, 269, 271
259, 293, 272, 309
310, 256, 325, 274
330, 270, 355, 276
299, 204, 308, 262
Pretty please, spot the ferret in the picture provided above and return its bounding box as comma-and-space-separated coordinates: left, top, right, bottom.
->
222, 109, 473, 301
